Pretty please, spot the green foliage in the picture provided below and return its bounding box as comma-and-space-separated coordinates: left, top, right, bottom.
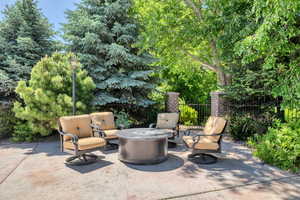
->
0, 104, 16, 139
285, 108, 300, 122
248, 120, 300, 173
63, 0, 156, 108
0, 0, 57, 101
12, 121, 34, 142
115, 111, 133, 129
160, 62, 217, 103
133, 0, 219, 102
133, 0, 255, 87
229, 112, 276, 141
235, 0, 300, 108
13, 52, 95, 141
179, 99, 198, 126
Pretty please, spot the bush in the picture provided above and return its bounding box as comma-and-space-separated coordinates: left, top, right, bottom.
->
13, 52, 95, 141
248, 120, 300, 173
229, 112, 276, 141
115, 111, 133, 129
179, 99, 198, 126
0, 103, 16, 139
285, 108, 300, 122
12, 121, 35, 142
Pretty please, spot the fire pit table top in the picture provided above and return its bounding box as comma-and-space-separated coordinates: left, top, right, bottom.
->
117, 128, 174, 139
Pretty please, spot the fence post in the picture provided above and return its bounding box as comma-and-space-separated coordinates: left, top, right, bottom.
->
165, 92, 180, 113
210, 91, 227, 117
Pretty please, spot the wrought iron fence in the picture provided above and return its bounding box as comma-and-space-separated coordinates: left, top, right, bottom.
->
179, 102, 211, 126
179, 98, 300, 126
225, 98, 300, 122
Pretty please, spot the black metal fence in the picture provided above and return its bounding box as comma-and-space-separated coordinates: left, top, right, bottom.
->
179, 98, 300, 126
179, 102, 211, 126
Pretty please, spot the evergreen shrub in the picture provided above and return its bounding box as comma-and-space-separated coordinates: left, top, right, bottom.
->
13, 52, 95, 141
0, 104, 16, 139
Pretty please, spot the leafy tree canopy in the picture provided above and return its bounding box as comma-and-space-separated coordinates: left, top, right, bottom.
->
235, 0, 300, 107
133, 0, 255, 87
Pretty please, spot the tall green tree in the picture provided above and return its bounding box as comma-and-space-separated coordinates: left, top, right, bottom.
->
63, 0, 156, 108
235, 0, 300, 108
133, 0, 255, 88
0, 0, 56, 101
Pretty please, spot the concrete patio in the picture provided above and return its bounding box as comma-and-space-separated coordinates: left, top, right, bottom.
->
0, 138, 299, 200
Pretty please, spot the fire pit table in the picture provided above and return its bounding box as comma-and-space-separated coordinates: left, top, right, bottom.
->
117, 128, 174, 165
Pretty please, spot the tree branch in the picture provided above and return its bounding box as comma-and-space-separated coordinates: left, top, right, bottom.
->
183, 0, 202, 20
182, 50, 222, 72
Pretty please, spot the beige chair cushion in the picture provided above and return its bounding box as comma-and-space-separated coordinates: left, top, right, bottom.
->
60, 115, 92, 141
64, 137, 106, 151
103, 129, 119, 139
90, 112, 115, 130
156, 113, 179, 129
182, 136, 219, 150
203, 116, 226, 142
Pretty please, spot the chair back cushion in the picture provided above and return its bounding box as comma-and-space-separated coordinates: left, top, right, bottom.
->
203, 116, 227, 142
60, 115, 92, 141
90, 112, 115, 130
156, 113, 179, 129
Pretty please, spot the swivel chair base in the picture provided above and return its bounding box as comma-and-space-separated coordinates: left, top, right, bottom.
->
65, 153, 98, 166
188, 153, 217, 164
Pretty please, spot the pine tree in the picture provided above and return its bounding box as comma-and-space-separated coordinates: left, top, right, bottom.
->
13, 52, 95, 141
0, 0, 56, 101
63, 0, 155, 108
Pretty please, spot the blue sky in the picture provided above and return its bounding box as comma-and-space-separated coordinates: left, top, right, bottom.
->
0, 0, 80, 33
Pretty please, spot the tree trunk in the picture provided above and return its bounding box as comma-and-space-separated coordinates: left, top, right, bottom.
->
217, 71, 231, 86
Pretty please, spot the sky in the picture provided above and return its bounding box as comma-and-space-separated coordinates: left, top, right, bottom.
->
0, 0, 81, 34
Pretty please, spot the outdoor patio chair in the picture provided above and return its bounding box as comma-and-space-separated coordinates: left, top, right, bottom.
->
58, 114, 107, 165
90, 112, 123, 150
149, 112, 179, 148
182, 116, 227, 164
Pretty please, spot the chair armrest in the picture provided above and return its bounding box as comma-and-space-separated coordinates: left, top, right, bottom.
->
184, 128, 204, 136
192, 133, 223, 142
188, 127, 204, 131
58, 130, 78, 144
149, 123, 156, 128
90, 124, 105, 137
194, 133, 223, 137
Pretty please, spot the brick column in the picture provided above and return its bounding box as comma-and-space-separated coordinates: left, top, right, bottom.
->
166, 92, 180, 113
210, 91, 227, 117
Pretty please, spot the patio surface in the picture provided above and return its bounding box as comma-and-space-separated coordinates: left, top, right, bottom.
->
0, 138, 299, 200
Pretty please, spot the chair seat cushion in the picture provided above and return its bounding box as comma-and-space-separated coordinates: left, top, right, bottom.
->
64, 137, 106, 151
103, 130, 119, 139
182, 136, 219, 150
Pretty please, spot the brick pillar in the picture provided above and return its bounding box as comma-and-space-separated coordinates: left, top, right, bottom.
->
210, 91, 227, 117
166, 92, 180, 113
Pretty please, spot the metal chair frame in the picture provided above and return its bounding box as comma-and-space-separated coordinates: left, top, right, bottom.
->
183, 121, 227, 164
149, 112, 180, 148
90, 123, 124, 151
58, 120, 106, 165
